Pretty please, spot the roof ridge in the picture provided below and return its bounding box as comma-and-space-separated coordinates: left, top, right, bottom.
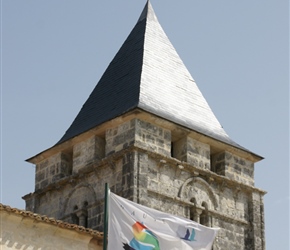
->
138, 0, 156, 24
137, 0, 149, 22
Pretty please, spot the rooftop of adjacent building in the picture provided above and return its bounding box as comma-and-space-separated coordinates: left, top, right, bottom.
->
0, 203, 103, 239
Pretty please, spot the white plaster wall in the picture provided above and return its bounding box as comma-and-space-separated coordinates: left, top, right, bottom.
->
0, 211, 101, 250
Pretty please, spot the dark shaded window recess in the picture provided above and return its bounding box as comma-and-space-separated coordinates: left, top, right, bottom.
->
71, 202, 89, 227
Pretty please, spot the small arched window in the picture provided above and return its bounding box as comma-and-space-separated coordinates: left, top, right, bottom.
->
71, 213, 79, 225
71, 202, 89, 227
190, 198, 198, 222
200, 202, 209, 227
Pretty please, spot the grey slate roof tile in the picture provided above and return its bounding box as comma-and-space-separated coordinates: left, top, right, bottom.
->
56, 1, 252, 154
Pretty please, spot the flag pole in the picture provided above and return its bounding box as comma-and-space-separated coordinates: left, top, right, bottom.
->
103, 183, 109, 250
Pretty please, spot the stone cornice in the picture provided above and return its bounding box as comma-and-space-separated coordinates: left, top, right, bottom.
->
26, 111, 263, 165
23, 145, 266, 202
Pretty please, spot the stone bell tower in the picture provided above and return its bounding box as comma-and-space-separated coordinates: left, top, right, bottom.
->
23, 1, 266, 249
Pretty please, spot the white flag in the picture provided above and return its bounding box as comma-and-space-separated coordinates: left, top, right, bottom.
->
108, 192, 219, 250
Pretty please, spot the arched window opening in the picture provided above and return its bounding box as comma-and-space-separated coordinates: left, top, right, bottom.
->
201, 201, 208, 209
78, 210, 88, 228
171, 142, 174, 157
200, 211, 208, 226
190, 198, 198, 222
71, 213, 79, 225
71, 202, 89, 227
189, 199, 212, 227
190, 197, 197, 204
200, 202, 210, 227
190, 208, 195, 222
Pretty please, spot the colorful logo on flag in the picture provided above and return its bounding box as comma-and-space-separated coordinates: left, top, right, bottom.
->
177, 225, 196, 242
123, 222, 160, 250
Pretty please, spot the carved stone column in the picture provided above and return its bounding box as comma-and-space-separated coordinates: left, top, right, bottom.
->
195, 208, 203, 224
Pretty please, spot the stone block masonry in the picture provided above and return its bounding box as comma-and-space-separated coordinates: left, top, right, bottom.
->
211, 151, 255, 186
25, 115, 265, 250
73, 136, 105, 173
106, 118, 171, 157
173, 136, 210, 170
35, 152, 72, 190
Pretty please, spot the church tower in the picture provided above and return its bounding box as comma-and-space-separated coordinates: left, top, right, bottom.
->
23, 2, 266, 249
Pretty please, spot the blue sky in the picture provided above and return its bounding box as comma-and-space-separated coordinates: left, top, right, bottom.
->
1, 1, 289, 249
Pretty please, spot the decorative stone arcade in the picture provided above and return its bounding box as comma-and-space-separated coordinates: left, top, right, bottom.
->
23, 2, 266, 250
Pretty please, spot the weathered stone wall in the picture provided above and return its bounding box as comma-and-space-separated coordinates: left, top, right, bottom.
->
215, 219, 247, 249
136, 150, 264, 249
246, 192, 265, 250
35, 152, 72, 190
73, 136, 105, 173
173, 136, 210, 170
30, 150, 138, 231
134, 119, 171, 157
211, 151, 254, 186
106, 119, 171, 157
26, 117, 265, 249
106, 120, 136, 155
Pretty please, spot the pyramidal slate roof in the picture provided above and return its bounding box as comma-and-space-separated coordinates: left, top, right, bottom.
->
57, 1, 245, 151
